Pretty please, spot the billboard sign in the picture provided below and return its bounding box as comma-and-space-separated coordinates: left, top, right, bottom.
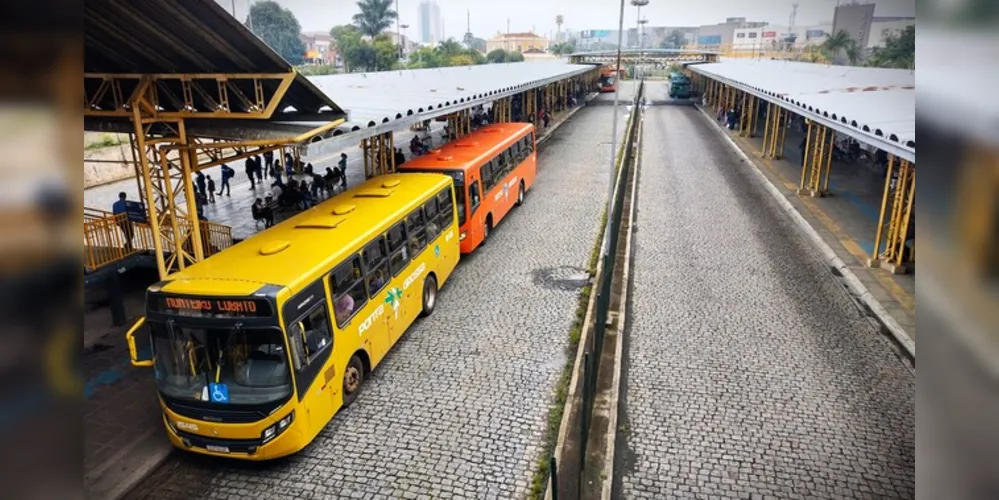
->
581, 30, 611, 39
806, 29, 825, 39
763, 31, 777, 38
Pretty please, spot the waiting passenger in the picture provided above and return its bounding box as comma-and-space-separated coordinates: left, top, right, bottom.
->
368, 269, 386, 292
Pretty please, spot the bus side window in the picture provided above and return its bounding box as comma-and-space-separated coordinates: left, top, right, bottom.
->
424, 197, 441, 240
504, 148, 515, 173
469, 180, 481, 213
386, 220, 410, 276
406, 208, 428, 256
437, 189, 454, 227
330, 256, 368, 328
481, 161, 495, 192
287, 322, 306, 371
298, 306, 332, 363
512, 141, 523, 163
524, 136, 533, 156
362, 237, 390, 297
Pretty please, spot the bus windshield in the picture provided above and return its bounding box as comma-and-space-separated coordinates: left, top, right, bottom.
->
150, 320, 292, 406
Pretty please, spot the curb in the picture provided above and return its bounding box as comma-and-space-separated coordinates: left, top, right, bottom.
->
600, 103, 644, 500
86, 427, 172, 500
546, 91, 636, 500
694, 105, 916, 359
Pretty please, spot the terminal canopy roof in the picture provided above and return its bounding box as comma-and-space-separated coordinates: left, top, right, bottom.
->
84, 0, 346, 132
689, 60, 915, 161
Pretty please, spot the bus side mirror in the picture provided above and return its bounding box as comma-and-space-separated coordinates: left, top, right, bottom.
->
126, 317, 154, 367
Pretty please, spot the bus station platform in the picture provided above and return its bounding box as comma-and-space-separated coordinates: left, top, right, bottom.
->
701, 104, 916, 342
82, 92, 598, 500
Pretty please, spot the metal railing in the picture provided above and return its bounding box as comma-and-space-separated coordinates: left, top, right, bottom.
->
83, 208, 233, 272
547, 80, 644, 500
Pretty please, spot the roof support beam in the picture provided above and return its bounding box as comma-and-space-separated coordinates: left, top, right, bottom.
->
84, 72, 297, 120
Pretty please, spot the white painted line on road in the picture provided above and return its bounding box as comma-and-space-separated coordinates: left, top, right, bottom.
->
695, 105, 916, 360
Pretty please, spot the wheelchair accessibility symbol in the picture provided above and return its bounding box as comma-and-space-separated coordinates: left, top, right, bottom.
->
209, 383, 230, 403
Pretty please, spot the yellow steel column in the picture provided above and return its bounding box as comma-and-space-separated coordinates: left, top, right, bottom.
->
739, 92, 749, 136
177, 120, 205, 263
821, 128, 835, 193
760, 102, 773, 158
776, 109, 789, 159
132, 108, 167, 278
799, 120, 814, 192
361, 138, 372, 179
870, 154, 896, 265
869, 158, 915, 273
388, 132, 396, 173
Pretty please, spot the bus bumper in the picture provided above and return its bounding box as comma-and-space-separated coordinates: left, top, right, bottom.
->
162, 413, 305, 461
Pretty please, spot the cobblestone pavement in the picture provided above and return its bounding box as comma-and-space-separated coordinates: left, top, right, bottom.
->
614, 83, 915, 499
128, 84, 635, 499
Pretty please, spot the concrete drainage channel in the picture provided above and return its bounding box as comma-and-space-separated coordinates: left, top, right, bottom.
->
545, 82, 644, 500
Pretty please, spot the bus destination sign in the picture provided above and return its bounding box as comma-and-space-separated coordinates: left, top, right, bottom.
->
153, 295, 273, 317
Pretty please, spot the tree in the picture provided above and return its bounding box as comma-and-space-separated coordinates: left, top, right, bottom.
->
866, 25, 914, 69
248, 1, 306, 65
330, 25, 365, 71
555, 14, 564, 43
448, 55, 475, 66
468, 37, 487, 53
821, 29, 854, 64
436, 39, 465, 59
844, 40, 861, 65
507, 51, 525, 62
549, 42, 576, 56
486, 48, 508, 63
372, 34, 400, 70
409, 47, 442, 68
352, 0, 397, 38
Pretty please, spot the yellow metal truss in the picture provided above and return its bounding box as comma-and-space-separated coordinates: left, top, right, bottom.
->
870, 156, 916, 273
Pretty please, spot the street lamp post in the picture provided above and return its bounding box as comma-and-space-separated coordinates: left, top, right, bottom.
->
631, 0, 649, 80
603, 0, 628, 262
638, 18, 648, 79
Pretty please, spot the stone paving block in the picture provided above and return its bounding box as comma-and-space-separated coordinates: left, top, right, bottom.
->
616, 83, 915, 500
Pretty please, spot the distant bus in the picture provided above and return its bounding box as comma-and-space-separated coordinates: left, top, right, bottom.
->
398, 122, 537, 253
599, 68, 618, 92
668, 71, 691, 99
126, 173, 460, 460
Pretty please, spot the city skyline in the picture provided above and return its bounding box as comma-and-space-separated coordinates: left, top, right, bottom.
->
230, 0, 914, 42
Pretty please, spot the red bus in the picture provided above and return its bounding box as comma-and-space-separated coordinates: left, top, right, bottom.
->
599, 68, 621, 93
398, 122, 537, 253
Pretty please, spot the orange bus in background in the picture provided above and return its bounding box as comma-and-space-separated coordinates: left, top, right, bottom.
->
398, 122, 537, 253
599, 68, 618, 92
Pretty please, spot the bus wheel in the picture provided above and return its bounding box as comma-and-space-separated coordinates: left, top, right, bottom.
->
516, 182, 525, 207
420, 274, 438, 317
342, 355, 365, 408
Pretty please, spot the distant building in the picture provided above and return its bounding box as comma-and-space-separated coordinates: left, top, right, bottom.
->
417, 1, 442, 45
382, 32, 419, 54
867, 17, 915, 49
832, 2, 876, 49
486, 32, 549, 54
695, 17, 767, 49
300, 32, 335, 65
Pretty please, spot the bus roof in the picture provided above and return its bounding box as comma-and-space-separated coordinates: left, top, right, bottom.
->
159, 173, 452, 297
398, 122, 534, 173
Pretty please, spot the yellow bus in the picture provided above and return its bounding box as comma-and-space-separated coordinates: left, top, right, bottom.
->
125, 173, 460, 459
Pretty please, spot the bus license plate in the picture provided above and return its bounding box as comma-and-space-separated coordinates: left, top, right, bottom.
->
206, 445, 230, 453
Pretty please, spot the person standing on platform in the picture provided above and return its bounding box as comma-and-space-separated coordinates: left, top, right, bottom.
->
206, 175, 216, 203
245, 157, 256, 189
338, 153, 349, 190
112, 192, 134, 252
254, 155, 263, 182
195, 171, 206, 197
218, 164, 234, 196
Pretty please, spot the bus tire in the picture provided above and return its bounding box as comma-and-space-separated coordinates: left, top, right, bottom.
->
341, 355, 365, 408
420, 274, 438, 317
516, 181, 525, 207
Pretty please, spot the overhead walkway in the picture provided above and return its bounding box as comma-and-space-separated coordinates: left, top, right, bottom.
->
568, 48, 720, 65
687, 60, 916, 278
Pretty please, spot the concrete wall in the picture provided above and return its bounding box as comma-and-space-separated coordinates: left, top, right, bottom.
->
832, 2, 876, 48
83, 133, 135, 188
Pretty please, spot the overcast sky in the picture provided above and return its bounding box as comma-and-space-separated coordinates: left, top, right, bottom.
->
223, 0, 915, 39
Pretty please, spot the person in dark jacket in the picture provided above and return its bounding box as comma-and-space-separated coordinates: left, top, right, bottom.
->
218, 164, 234, 196
245, 157, 256, 189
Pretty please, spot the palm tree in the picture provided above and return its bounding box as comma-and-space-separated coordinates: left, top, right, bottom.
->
352, 0, 397, 38
436, 39, 464, 59
821, 29, 853, 64
555, 14, 564, 44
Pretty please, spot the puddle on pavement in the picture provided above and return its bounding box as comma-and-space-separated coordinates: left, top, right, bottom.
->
532, 265, 591, 291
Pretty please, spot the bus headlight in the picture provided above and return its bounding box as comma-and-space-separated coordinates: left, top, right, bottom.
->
261, 410, 295, 443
